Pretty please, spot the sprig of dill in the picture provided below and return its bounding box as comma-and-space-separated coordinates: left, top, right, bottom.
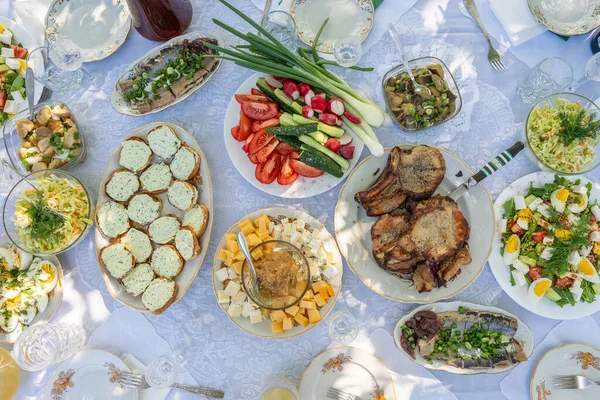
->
540, 213, 591, 277
26, 195, 64, 241
557, 110, 600, 145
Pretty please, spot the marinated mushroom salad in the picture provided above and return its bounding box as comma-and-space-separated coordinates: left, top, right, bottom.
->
499, 176, 600, 307
384, 64, 457, 130
0, 244, 60, 335
15, 104, 82, 172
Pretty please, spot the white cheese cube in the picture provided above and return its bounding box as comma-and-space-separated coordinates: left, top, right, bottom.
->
537, 204, 551, 218
571, 185, 587, 194
272, 225, 282, 233
310, 265, 319, 279
528, 197, 543, 211
592, 205, 600, 221
1, 47, 14, 58
3, 100, 18, 114
227, 267, 237, 280
5, 58, 21, 70
540, 247, 553, 260
543, 236, 554, 245
570, 286, 583, 302
312, 229, 321, 238
580, 245, 593, 257
249, 309, 262, 324
512, 259, 529, 274
217, 290, 230, 304
11, 91, 24, 103
0, 31, 13, 44
290, 231, 301, 242
273, 231, 282, 240
302, 245, 312, 254
222, 303, 230, 311
268, 221, 274, 233
224, 281, 241, 297
497, 218, 507, 234
567, 214, 580, 225
590, 231, 600, 242
327, 252, 335, 264
514, 195, 526, 210
571, 278, 582, 291
242, 302, 255, 317
296, 219, 305, 231
511, 270, 527, 286
280, 218, 289, 224
246, 299, 258, 308
322, 265, 338, 280
301, 230, 312, 244
215, 268, 229, 282
568, 251, 582, 266
233, 291, 247, 305
283, 223, 294, 235
227, 303, 242, 317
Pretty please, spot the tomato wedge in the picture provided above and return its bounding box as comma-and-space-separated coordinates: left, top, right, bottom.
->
248, 130, 274, 154
275, 142, 297, 156
289, 159, 324, 177
256, 139, 279, 163
0, 90, 6, 110
241, 102, 278, 121
277, 155, 298, 185
242, 133, 254, 153
235, 94, 271, 104
256, 152, 281, 184
289, 151, 301, 160
248, 152, 259, 164
231, 125, 240, 141
252, 118, 280, 132
251, 88, 265, 96
239, 112, 252, 141
10, 45, 28, 59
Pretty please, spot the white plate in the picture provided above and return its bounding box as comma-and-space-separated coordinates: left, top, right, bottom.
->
530, 343, 600, 399
298, 346, 395, 400
44, 349, 137, 400
290, 0, 375, 54
94, 122, 213, 313
212, 207, 343, 339
0, 238, 64, 344
528, 0, 600, 36
334, 145, 494, 303
45, 0, 130, 62
111, 32, 223, 116
392, 301, 534, 375
223, 72, 364, 198
0, 17, 44, 109
489, 171, 600, 320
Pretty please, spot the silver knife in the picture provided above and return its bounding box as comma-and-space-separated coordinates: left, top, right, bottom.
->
449, 141, 524, 201
25, 68, 35, 121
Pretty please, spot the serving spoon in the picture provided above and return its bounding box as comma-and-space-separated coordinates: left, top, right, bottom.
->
237, 232, 271, 305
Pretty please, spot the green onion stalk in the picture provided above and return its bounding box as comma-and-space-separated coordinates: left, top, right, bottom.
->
206, 0, 388, 157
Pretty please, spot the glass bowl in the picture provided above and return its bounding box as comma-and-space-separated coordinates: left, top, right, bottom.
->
381, 56, 462, 132
523, 92, 600, 175
259, 377, 299, 400
3, 101, 87, 177
241, 240, 310, 311
2, 169, 94, 255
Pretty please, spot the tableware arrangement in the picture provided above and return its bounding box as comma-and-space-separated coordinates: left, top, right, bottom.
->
463, 0, 507, 72
393, 302, 534, 374
527, 0, 600, 36
518, 57, 574, 104
298, 346, 395, 400
94, 122, 213, 314
45, 0, 130, 62
530, 343, 600, 398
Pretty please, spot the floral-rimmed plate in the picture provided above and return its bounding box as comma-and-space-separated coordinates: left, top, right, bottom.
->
290, 0, 375, 54
527, 0, 600, 36
530, 343, 600, 399
334, 145, 494, 303
45, 0, 131, 62
298, 346, 395, 400
43, 349, 137, 400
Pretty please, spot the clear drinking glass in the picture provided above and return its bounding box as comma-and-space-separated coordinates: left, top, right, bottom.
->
13, 323, 86, 371
333, 35, 362, 67
145, 355, 179, 388
328, 310, 359, 344
569, 52, 600, 91
518, 57, 573, 104
260, 377, 299, 400
261, 11, 299, 52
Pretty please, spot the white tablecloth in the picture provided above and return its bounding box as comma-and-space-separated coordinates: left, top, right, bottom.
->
1, 0, 600, 399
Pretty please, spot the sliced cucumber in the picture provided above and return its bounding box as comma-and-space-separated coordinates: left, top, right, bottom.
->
292, 114, 316, 124
545, 288, 561, 302
0, 56, 5, 64
518, 255, 537, 267
308, 131, 328, 145
266, 123, 318, 136
290, 101, 303, 115
525, 194, 538, 207
275, 135, 303, 150
299, 149, 343, 178
317, 122, 344, 138
256, 78, 296, 114
298, 135, 350, 170
593, 283, 600, 295
279, 113, 299, 126
0, 64, 10, 73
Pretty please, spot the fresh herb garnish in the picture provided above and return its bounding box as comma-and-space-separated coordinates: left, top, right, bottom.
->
25, 195, 64, 241
557, 110, 600, 145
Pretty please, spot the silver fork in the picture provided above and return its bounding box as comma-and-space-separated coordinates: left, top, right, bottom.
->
327, 387, 360, 400
463, 0, 507, 72
552, 375, 600, 389
118, 371, 225, 398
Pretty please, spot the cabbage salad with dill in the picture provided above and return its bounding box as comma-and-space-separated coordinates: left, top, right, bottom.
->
13, 176, 92, 253
498, 176, 600, 307
527, 98, 600, 173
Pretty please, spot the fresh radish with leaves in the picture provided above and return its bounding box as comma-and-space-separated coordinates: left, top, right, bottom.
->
299, 82, 312, 96
304, 90, 315, 107
319, 112, 338, 125
328, 98, 345, 116
326, 138, 341, 152
311, 96, 327, 113
302, 105, 315, 118
339, 145, 355, 159
283, 81, 300, 100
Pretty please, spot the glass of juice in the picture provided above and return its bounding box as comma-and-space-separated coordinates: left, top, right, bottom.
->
260, 377, 299, 400
0, 348, 20, 399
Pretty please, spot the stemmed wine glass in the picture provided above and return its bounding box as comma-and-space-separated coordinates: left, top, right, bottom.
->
569, 52, 600, 91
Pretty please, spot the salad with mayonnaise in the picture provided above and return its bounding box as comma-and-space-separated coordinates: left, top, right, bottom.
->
499, 176, 600, 307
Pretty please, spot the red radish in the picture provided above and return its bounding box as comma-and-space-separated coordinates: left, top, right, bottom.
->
311, 96, 327, 113
328, 98, 345, 116
338, 145, 355, 159
326, 138, 341, 152
272, 76, 284, 81
299, 82, 312, 96
302, 105, 314, 119
319, 112, 338, 125
336, 118, 343, 127
304, 90, 315, 107
343, 111, 362, 124
283, 81, 300, 100
265, 75, 283, 89
338, 132, 353, 146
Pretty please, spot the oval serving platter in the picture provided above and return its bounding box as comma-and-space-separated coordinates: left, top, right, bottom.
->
392, 302, 534, 375
334, 145, 495, 303
111, 32, 223, 116
527, 0, 600, 36
94, 122, 213, 313
212, 207, 343, 339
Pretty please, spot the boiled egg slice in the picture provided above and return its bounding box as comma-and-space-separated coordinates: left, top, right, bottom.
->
0, 277, 21, 299
503, 234, 521, 265
567, 191, 588, 214
528, 278, 552, 302
0, 247, 14, 270
14, 247, 33, 270
31, 260, 59, 294
35, 292, 48, 313
550, 188, 569, 213
16, 297, 37, 325
577, 258, 600, 284
0, 308, 18, 333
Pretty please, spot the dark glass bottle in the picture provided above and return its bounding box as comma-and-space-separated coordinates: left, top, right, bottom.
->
126, 0, 193, 42
592, 28, 600, 54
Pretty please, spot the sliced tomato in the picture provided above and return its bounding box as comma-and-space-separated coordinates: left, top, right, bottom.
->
527, 266, 544, 282
277, 155, 298, 185
231, 125, 240, 141
0, 90, 6, 110
275, 142, 296, 156
251, 88, 265, 96
289, 159, 324, 177
235, 94, 271, 104
252, 118, 280, 132
248, 130, 274, 154
241, 102, 278, 121
532, 231, 547, 243
10, 45, 28, 59
256, 139, 279, 163
289, 151, 301, 160
554, 276, 573, 288
239, 112, 252, 141
248, 152, 259, 164
242, 133, 255, 153
255, 152, 281, 184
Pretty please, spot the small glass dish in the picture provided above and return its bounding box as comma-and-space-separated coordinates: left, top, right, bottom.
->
259, 377, 299, 400
3, 169, 94, 255
381, 56, 462, 132
241, 240, 310, 310
3, 101, 86, 176
523, 92, 600, 175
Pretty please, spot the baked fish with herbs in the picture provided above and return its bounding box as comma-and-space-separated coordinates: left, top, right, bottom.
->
399, 307, 528, 370
117, 35, 220, 114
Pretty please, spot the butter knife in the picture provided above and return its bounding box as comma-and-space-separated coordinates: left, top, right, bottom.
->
25, 68, 35, 121
448, 141, 524, 201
